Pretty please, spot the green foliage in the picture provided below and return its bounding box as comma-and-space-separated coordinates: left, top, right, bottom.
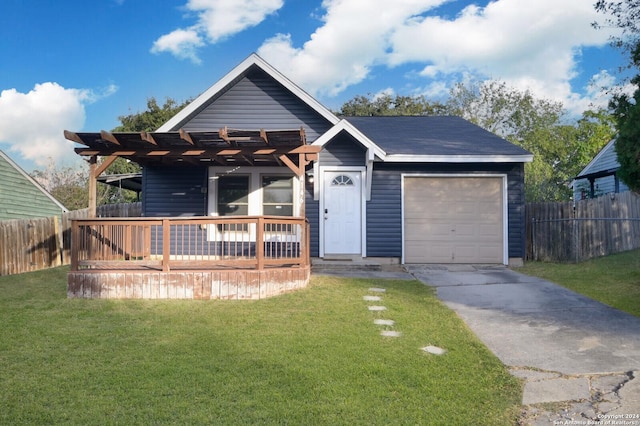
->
112, 97, 190, 133
30, 160, 90, 210
0, 270, 522, 425
594, 0, 640, 55
594, 0, 640, 193
339, 93, 446, 116
611, 47, 640, 193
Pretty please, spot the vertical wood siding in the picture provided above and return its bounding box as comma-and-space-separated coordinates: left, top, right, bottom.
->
180, 67, 333, 141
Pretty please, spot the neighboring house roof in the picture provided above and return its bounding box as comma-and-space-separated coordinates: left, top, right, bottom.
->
157, 53, 340, 132
574, 139, 618, 181
325, 116, 533, 163
0, 150, 67, 220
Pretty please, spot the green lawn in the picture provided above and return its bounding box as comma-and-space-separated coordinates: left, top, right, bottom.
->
520, 248, 640, 318
0, 267, 522, 425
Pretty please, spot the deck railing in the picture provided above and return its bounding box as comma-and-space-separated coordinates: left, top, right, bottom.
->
70, 216, 310, 271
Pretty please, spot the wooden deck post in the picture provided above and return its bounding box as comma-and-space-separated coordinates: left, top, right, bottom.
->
162, 218, 171, 272
256, 217, 264, 270
70, 220, 79, 271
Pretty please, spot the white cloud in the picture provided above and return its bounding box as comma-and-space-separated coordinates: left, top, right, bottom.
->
257, 0, 616, 114
0, 83, 114, 167
258, 0, 446, 96
151, 0, 284, 62
151, 29, 204, 64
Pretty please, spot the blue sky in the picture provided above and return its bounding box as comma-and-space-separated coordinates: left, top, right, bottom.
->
0, 0, 628, 172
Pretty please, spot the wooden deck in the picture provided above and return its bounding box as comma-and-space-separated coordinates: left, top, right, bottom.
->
68, 216, 311, 299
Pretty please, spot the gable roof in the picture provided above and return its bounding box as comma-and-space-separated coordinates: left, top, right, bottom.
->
311, 119, 386, 160
157, 53, 340, 132
575, 139, 618, 179
342, 116, 532, 163
0, 150, 67, 217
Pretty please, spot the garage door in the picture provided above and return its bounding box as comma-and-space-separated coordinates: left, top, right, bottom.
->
404, 176, 504, 264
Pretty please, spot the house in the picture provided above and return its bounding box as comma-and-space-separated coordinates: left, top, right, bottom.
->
572, 139, 629, 201
0, 150, 67, 220
63, 53, 532, 299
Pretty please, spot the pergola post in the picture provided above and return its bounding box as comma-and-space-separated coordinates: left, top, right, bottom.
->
88, 156, 98, 218
88, 155, 119, 218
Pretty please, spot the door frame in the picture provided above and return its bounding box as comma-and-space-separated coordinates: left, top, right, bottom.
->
319, 166, 366, 258
401, 173, 509, 265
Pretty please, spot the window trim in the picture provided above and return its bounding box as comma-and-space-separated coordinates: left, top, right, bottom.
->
208, 166, 300, 217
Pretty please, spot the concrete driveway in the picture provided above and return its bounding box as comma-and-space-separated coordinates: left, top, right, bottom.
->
406, 265, 640, 421
406, 265, 640, 375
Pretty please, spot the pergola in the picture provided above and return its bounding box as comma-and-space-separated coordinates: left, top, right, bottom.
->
64, 127, 321, 217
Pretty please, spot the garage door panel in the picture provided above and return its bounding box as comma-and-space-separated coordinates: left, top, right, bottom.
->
405, 241, 452, 263
404, 177, 504, 264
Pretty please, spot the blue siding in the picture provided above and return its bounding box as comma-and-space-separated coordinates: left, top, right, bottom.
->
142, 165, 207, 217
319, 132, 366, 167
573, 140, 630, 200
366, 163, 527, 259
305, 184, 320, 257
181, 66, 333, 142
366, 170, 402, 257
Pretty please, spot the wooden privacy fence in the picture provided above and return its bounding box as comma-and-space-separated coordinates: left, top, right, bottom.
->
0, 216, 64, 275
526, 192, 640, 262
0, 203, 141, 276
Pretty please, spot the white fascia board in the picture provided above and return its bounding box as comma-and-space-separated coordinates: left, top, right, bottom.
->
384, 154, 534, 163
312, 119, 386, 159
158, 53, 339, 132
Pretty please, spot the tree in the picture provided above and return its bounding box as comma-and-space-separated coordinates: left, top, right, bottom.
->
612, 48, 640, 192
30, 159, 108, 210
339, 93, 446, 116
445, 81, 613, 201
595, 0, 640, 192
594, 0, 640, 55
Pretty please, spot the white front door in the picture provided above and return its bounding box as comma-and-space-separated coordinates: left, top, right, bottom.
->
323, 171, 362, 255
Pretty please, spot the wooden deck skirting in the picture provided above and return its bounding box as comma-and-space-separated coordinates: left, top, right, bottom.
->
67, 266, 310, 299
68, 216, 311, 299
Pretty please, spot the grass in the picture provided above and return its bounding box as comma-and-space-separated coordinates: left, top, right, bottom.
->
520, 248, 640, 318
0, 267, 522, 425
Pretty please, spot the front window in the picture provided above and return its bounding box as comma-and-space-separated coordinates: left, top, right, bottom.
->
262, 175, 294, 216
217, 175, 249, 216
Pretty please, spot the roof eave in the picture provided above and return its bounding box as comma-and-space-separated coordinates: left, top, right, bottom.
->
157, 53, 339, 132
382, 154, 534, 163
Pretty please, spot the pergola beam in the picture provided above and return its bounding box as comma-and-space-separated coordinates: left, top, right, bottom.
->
140, 131, 158, 145
179, 128, 195, 145
100, 130, 121, 145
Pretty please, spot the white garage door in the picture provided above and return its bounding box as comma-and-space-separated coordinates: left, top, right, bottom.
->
404, 176, 504, 264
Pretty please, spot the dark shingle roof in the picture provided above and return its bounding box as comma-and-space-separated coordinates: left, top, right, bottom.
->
344, 116, 531, 158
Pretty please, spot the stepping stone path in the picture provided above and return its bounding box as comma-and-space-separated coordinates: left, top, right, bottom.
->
364, 286, 446, 353
368, 305, 386, 311
365, 286, 400, 337
422, 345, 447, 355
